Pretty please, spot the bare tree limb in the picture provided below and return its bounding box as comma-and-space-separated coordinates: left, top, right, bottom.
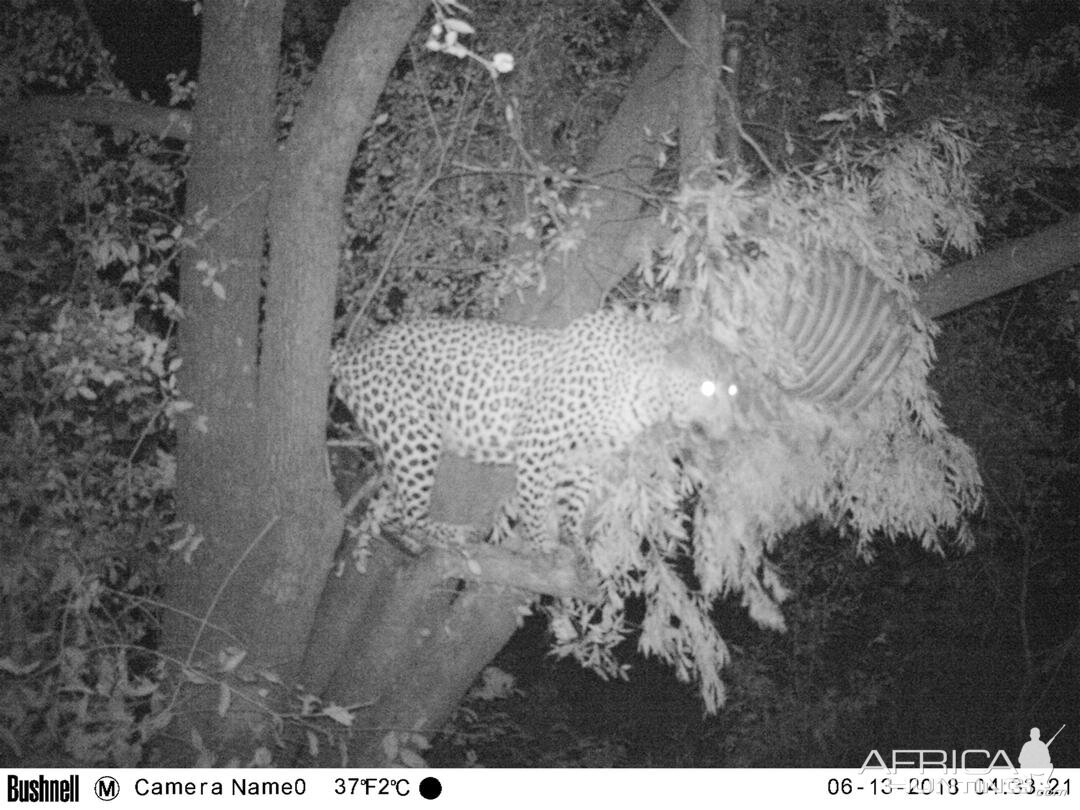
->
0, 95, 193, 139
916, 214, 1080, 318
500, 3, 691, 327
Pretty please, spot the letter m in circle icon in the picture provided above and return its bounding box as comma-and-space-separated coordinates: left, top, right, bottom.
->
94, 777, 119, 801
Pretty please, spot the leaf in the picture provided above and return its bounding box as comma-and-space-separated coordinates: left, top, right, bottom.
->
182, 666, 210, 685
398, 748, 427, 768
216, 683, 231, 716
251, 746, 272, 766
442, 18, 475, 36
322, 704, 354, 726
0, 656, 40, 675
219, 647, 247, 672
122, 677, 160, 698
381, 731, 399, 761
147, 710, 174, 731
298, 692, 320, 716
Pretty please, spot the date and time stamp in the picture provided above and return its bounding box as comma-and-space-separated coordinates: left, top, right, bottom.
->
827, 774, 1071, 797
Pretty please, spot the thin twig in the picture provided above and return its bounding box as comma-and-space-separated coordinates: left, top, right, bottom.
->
345, 70, 477, 344
185, 515, 279, 668
71, 0, 121, 89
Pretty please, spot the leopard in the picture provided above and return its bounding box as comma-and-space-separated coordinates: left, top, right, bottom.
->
330, 308, 739, 552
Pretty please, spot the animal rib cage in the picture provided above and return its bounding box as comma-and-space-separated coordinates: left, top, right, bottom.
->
775, 256, 911, 410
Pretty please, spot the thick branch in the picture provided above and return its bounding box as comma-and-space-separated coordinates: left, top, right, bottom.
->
350, 581, 528, 765
1, 95, 192, 139
434, 543, 598, 602
504, 0, 753, 328
917, 214, 1080, 318
501, 4, 690, 327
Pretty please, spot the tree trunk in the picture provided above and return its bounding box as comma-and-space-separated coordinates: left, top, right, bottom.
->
163, 0, 429, 764
679, 0, 724, 181
250, 0, 428, 677
162, 0, 286, 762
246, 0, 452, 765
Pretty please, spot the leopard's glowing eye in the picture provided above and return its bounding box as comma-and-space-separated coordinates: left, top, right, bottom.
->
700, 380, 717, 397
727, 383, 738, 398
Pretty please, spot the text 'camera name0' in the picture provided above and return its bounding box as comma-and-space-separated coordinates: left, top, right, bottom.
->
134, 778, 307, 796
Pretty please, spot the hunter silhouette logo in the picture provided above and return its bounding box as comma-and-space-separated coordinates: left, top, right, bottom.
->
1018, 724, 1064, 770
860, 723, 1069, 773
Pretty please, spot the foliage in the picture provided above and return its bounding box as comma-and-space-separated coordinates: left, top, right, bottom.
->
0, 0, 105, 99
434, 659, 633, 767
525, 0, 1076, 722
0, 0, 184, 765
741, 0, 1080, 230
0, 208, 182, 764
712, 280, 1077, 764
933, 282, 1080, 721
542, 118, 984, 711
433, 666, 528, 767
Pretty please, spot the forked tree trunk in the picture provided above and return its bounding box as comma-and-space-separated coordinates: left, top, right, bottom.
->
161, 0, 712, 766
311, 0, 756, 764
163, 0, 429, 764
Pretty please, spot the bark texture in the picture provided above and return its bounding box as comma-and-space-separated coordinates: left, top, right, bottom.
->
164, 0, 286, 761
915, 215, 1080, 318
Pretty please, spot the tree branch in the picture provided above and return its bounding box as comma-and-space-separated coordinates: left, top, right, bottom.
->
12, 94, 1073, 326
500, 3, 690, 327
916, 214, 1080, 318
0, 95, 193, 139
433, 542, 599, 602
